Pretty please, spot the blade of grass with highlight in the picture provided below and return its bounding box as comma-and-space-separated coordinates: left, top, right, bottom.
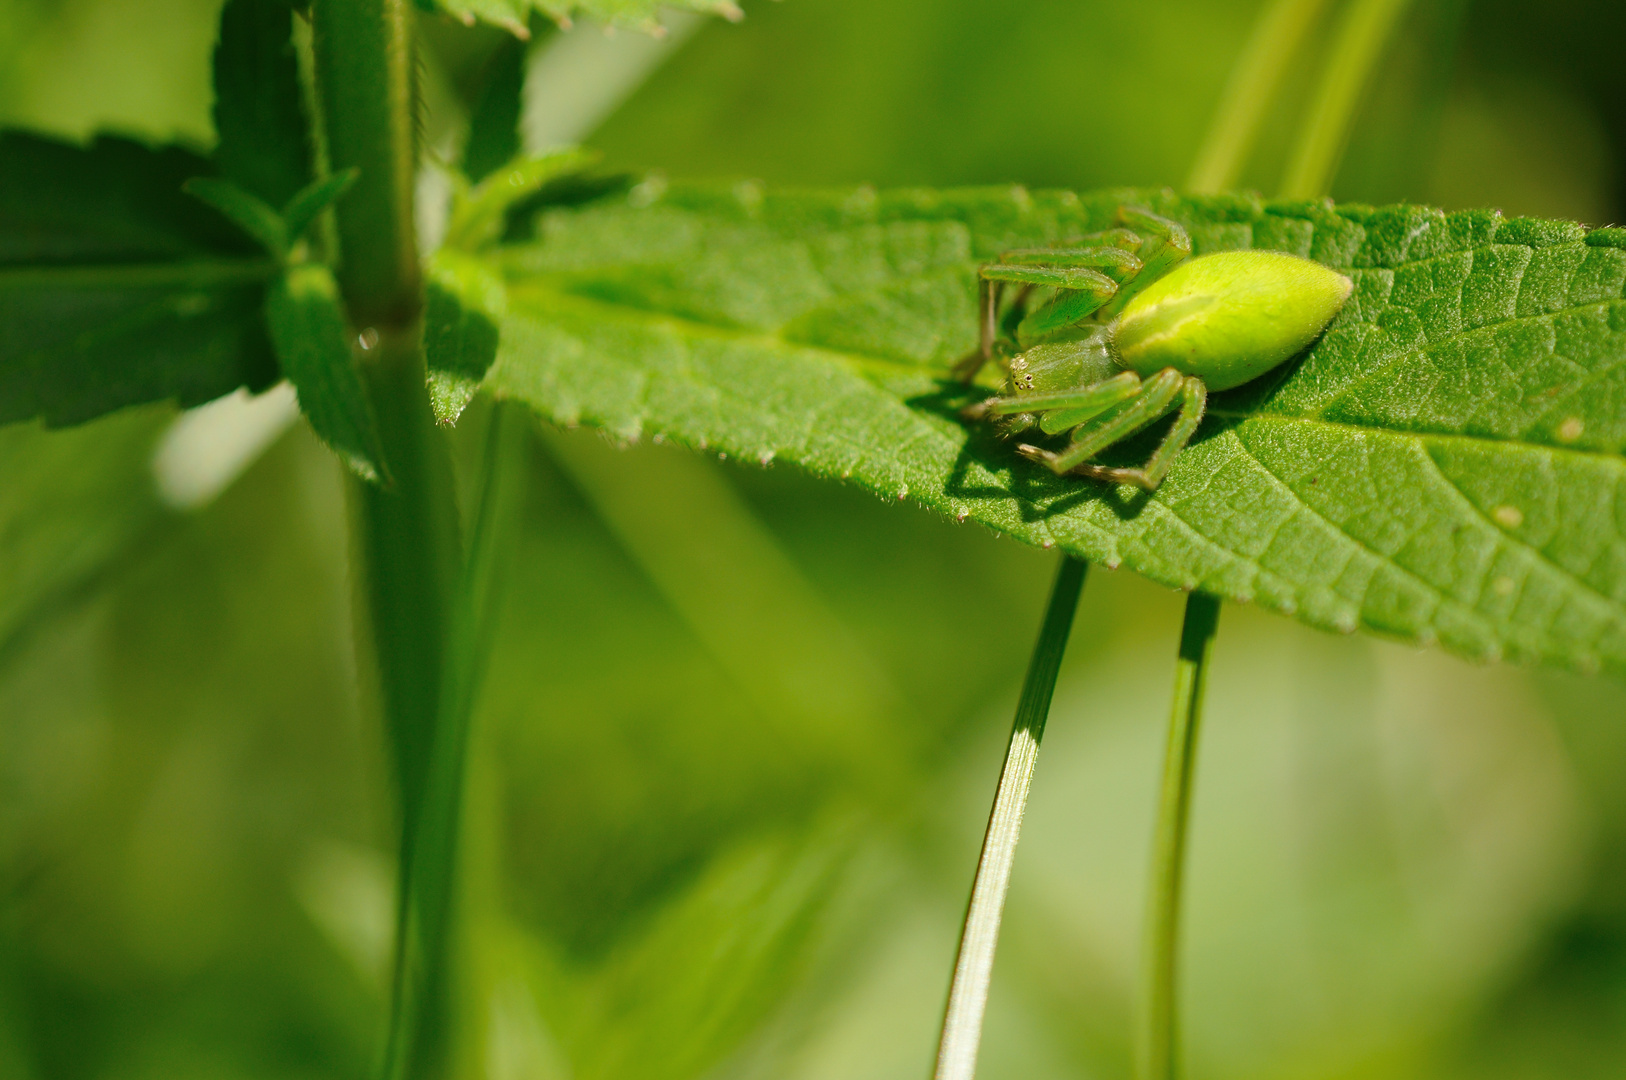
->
1279, 0, 1416, 198
1138, 593, 1221, 1080
1186, 0, 1333, 194
934, 556, 1088, 1080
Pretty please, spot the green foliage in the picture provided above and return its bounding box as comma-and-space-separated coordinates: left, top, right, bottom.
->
185, 176, 292, 256
187, 169, 361, 258
282, 167, 361, 245
0, 408, 170, 655
425, 251, 505, 423
460, 35, 525, 186
267, 263, 388, 480
425, 149, 594, 423
211, 0, 312, 207
482, 182, 1626, 675
441, 147, 599, 252
0, 131, 278, 427
427, 0, 742, 35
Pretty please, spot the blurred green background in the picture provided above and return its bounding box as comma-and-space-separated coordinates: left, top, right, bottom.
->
5, 1, 1626, 1078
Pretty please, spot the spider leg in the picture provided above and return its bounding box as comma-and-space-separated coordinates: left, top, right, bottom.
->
1073, 376, 1206, 490
953, 252, 1127, 382
963, 370, 1141, 423
950, 275, 1004, 382
1097, 207, 1193, 320
1018, 368, 1185, 475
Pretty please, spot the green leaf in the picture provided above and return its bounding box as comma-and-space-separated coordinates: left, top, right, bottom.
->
460, 36, 526, 186
0, 131, 279, 427
184, 177, 290, 256
441, 147, 598, 252
431, 0, 741, 35
425, 250, 506, 424
212, 0, 313, 207
281, 167, 360, 245
266, 264, 388, 481
482, 183, 1626, 677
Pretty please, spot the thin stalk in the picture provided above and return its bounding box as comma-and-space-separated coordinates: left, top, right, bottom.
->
1138, 592, 1221, 1080
934, 556, 1088, 1080
387, 403, 528, 1079
1186, 0, 1333, 194
309, 0, 420, 326
307, 4, 467, 1079
1278, 0, 1416, 199
352, 333, 462, 1080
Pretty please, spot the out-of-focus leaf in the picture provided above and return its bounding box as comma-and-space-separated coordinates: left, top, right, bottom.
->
185, 176, 290, 256
485, 183, 1626, 676
442, 148, 599, 252
267, 264, 387, 481
283, 167, 360, 246
212, 0, 312, 207
461, 36, 526, 186
570, 824, 858, 1080
429, 0, 740, 35
0, 131, 278, 427
0, 408, 171, 656
425, 250, 506, 424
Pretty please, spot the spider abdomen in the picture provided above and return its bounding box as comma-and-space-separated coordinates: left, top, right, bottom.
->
1111, 250, 1353, 392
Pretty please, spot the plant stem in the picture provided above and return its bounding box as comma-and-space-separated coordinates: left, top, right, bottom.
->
1278, 0, 1416, 199
351, 332, 462, 1080
934, 556, 1088, 1080
388, 402, 528, 1079
1186, 0, 1332, 193
308, 3, 467, 1078
309, 0, 421, 327
1138, 592, 1221, 1080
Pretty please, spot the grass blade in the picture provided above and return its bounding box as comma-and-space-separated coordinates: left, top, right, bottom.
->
934, 555, 1088, 1080
1138, 592, 1221, 1080
1279, 0, 1415, 198
1186, 0, 1333, 193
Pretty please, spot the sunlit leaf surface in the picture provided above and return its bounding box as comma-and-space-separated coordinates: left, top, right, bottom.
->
484, 183, 1626, 674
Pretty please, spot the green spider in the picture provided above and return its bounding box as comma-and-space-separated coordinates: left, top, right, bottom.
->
958, 207, 1354, 490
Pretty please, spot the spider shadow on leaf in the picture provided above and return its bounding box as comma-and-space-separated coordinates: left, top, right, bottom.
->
906, 376, 1252, 527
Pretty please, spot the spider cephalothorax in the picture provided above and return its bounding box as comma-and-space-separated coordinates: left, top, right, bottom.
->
958, 207, 1353, 490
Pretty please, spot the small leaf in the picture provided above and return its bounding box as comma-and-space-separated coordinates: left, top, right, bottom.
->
461, 36, 526, 185
431, 0, 741, 35
282, 167, 360, 245
0, 130, 278, 427
425, 251, 506, 424
266, 264, 388, 481
442, 148, 598, 252
483, 183, 1626, 677
185, 177, 290, 256
212, 0, 312, 207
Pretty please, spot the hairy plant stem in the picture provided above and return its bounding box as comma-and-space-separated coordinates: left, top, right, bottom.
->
1138, 593, 1221, 1080
308, 3, 467, 1079
934, 556, 1088, 1080
1186, 0, 1333, 193
1279, 0, 1416, 198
